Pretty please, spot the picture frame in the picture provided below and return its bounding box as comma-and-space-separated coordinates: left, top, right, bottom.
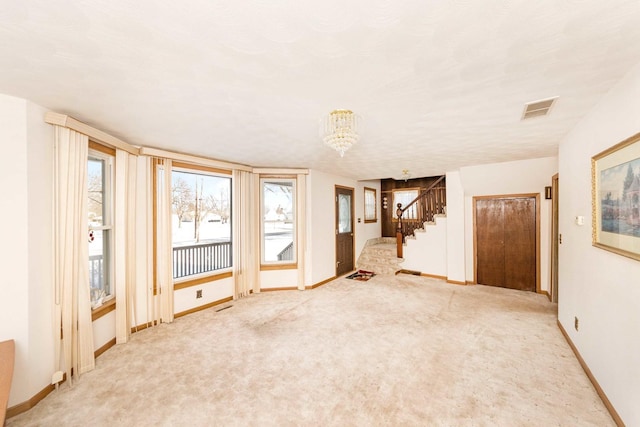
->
592, 131, 640, 261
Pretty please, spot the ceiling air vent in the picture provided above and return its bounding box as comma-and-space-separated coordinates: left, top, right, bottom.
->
522, 97, 558, 120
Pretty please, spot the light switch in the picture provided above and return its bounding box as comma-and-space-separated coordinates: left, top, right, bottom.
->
575, 216, 584, 226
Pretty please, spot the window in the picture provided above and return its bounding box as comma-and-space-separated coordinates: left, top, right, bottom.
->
364, 187, 377, 223
261, 178, 296, 264
171, 165, 232, 279
392, 188, 420, 221
88, 148, 114, 307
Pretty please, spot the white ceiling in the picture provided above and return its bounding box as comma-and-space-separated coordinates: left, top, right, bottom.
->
2, 0, 640, 180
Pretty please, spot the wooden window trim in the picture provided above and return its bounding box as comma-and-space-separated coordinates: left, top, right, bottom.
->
91, 298, 116, 322
89, 140, 116, 156
174, 271, 233, 290
172, 161, 231, 176
154, 161, 233, 289
260, 263, 298, 271
260, 176, 297, 265
88, 146, 115, 308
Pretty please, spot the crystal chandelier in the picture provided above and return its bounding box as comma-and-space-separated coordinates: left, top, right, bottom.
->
321, 109, 361, 157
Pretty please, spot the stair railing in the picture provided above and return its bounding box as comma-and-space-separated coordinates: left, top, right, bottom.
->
396, 175, 446, 258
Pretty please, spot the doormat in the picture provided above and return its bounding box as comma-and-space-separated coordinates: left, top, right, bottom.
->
346, 270, 375, 281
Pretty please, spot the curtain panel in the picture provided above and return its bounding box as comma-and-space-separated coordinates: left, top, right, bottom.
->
156, 159, 174, 323
114, 150, 140, 343
232, 170, 257, 299
53, 126, 95, 381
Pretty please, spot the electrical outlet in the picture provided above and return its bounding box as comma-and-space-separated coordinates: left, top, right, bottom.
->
574, 316, 579, 331
196, 289, 202, 299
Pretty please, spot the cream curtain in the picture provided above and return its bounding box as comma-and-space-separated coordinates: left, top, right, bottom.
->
114, 150, 139, 343
53, 126, 95, 381
156, 159, 174, 323
134, 156, 154, 330
232, 170, 257, 299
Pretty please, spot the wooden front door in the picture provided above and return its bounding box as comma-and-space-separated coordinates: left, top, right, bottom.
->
475, 196, 537, 292
336, 186, 354, 276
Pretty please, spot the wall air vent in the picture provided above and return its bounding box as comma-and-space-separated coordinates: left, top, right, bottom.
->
522, 97, 558, 120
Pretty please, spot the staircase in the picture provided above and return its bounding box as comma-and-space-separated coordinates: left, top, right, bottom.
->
357, 175, 448, 277
356, 237, 403, 275
396, 175, 446, 258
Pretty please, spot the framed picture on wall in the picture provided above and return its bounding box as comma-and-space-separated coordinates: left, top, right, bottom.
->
592, 131, 640, 261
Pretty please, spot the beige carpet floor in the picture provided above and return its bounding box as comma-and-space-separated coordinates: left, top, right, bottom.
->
8, 275, 614, 426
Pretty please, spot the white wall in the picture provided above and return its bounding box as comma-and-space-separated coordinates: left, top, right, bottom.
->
401, 216, 448, 276
445, 171, 466, 283
259, 269, 298, 290
26, 101, 54, 394
459, 156, 558, 292
174, 276, 234, 314
558, 61, 640, 426
93, 312, 116, 351
0, 94, 31, 406
0, 94, 54, 407
355, 180, 382, 261
307, 170, 366, 285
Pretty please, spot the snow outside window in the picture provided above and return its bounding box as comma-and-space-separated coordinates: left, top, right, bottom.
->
261, 178, 296, 264
88, 150, 113, 307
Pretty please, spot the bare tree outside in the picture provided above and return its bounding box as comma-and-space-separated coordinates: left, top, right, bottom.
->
88, 160, 103, 224
172, 177, 193, 228
170, 169, 232, 279
193, 179, 204, 241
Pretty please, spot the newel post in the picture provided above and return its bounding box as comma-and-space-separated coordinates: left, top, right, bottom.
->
396, 203, 403, 258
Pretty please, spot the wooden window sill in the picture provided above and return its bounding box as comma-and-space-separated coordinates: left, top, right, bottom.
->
92, 298, 116, 321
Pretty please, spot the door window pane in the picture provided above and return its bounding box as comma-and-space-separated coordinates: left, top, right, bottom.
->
338, 194, 351, 233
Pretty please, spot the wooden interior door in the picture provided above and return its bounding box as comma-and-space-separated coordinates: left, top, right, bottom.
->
476, 196, 536, 292
336, 186, 354, 276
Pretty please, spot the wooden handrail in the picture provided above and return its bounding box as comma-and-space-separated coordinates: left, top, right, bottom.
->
400, 175, 446, 215
396, 175, 447, 258
396, 203, 404, 258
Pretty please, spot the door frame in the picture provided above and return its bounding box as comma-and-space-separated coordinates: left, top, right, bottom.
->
550, 174, 559, 303
335, 185, 355, 276
472, 193, 541, 293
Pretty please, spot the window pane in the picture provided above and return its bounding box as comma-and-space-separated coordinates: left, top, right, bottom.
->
88, 158, 104, 226
263, 179, 295, 263
171, 170, 232, 279
338, 194, 352, 233
88, 153, 111, 307
89, 229, 110, 302
364, 188, 376, 221
393, 189, 419, 219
